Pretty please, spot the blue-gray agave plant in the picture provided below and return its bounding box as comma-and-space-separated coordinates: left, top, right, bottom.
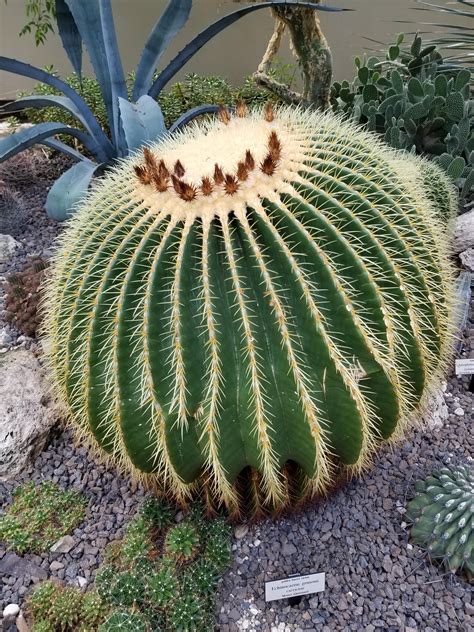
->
0, 0, 344, 221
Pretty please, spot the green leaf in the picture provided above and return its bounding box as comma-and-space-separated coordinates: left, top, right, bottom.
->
45, 160, 98, 221
390, 70, 404, 94
358, 66, 370, 85
362, 84, 378, 103
396, 33, 404, 46
410, 35, 422, 57
388, 45, 400, 61
454, 69, 471, 91
407, 77, 424, 98
446, 92, 465, 122
446, 156, 466, 180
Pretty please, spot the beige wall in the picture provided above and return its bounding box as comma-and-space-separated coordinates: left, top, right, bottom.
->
0, 0, 466, 99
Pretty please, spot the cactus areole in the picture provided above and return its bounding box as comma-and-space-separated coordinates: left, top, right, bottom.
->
45, 105, 456, 516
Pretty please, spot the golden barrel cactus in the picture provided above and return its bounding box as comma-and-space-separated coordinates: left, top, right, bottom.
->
44, 105, 457, 516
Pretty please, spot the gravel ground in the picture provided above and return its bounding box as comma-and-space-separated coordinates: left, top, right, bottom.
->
0, 162, 473, 631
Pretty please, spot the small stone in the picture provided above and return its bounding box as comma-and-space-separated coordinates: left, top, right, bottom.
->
3, 603, 20, 622
76, 576, 87, 588
50, 534, 75, 553
234, 524, 249, 540
50, 560, 64, 571
454, 407, 464, 416
16, 612, 29, 632
0, 234, 20, 263
281, 542, 297, 556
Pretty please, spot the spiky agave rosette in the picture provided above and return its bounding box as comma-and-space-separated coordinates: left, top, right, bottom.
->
43, 103, 457, 517
406, 465, 474, 580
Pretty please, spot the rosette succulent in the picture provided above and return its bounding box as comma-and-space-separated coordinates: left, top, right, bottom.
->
406, 464, 473, 579
44, 104, 456, 516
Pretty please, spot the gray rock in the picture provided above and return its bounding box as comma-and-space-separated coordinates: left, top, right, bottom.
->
2, 603, 20, 623
0, 552, 47, 581
234, 524, 249, 540
50, 535, 75, 554
0, 349, 60, 481
0, 234, 20, 263
459, 247, 474, 272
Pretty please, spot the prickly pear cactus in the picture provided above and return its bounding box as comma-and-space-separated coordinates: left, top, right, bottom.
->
44, 104, 457, 516
406, 465, 474, 580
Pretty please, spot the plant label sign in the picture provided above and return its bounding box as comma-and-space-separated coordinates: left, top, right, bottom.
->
455, 359, 474, 376
264, 572, 325, 602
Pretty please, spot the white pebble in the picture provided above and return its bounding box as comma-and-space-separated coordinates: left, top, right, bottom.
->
454, 407, 465, 416
3, 603, 20, 619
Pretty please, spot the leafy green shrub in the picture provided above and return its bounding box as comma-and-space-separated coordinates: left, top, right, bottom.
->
0, 481, 86, 553
331, 33, 474, 199
18, 70, 276, 137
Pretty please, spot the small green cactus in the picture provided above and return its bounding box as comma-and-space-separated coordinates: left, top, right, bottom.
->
406, 464, 474, 580
31, 621, 55, 632
80, 590, 109, 628
95, 565, 118, 602
182, 559, 218, 597
26, 581, 59, 621
168, 594, 206, 632
98, 611, 148, 632
49, 586, 83, 629
165, 524, 200, 562
109, 571, 145, 608
141, 496, 173, 530
146, 561, 178, 608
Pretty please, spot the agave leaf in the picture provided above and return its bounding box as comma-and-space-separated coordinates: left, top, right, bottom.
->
64, 0, 127, 150
168, 104, 221, 133
133, 0, 192, 101
4, 95, 98, 140
118, 96, 166, 152
0, 56, 113, 159
148, 1, 349, 98
55, 0, 82, 78
0, 122, 102, 161
45, 160, 98, 221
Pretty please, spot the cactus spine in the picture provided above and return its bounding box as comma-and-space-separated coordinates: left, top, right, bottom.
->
406, 465, 474, 580
44, 105, 456, 516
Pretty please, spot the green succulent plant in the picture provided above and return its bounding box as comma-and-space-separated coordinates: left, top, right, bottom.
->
141, 496, 173, 530
331, 33, 474, 199
44, 104, 456, 517
0, 480, 86, 554
182, 559, 219, 597
27, 581, 59, 622
406, 464, 474, 579
48, 586, 83, 629
109, 571, 145, 608
146, 561, 178, 608
80, 590, 109, 628
31, 621, 55, 632
165, 524, 200, 562
98, 611, 148, 632
168, 594, 206, 632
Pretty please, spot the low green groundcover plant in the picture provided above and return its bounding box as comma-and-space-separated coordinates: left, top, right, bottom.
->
0, 480, 86, 554
26, 498, 232, 631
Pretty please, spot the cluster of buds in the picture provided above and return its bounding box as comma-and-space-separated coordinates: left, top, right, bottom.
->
134, 102, 282, 202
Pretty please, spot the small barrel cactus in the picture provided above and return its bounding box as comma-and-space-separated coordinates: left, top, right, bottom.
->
406, 464, 473, 579
44, 104, 456, 516
0, 184, 29, 237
